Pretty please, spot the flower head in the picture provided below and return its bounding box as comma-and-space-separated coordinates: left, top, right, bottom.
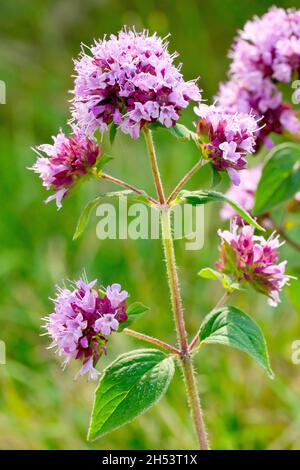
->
31, 129, 101, 209
71, 28, 201, 139
43, 276, 128, 380
194, 103, 259, 184
216, 221, 290, 306
217, 7, 300, 145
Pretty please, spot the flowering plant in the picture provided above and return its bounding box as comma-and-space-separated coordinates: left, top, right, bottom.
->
30, 14, 300, 450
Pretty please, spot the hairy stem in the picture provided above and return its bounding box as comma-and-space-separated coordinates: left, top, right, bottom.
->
124, 328, 181, 355
214, 291, 230, 310
143, 127, 166, 204
143, 127, 209, 449
161, 209, 209, 450
181, 355, 209, 450
160, 209, 188, 353
167, 158, 204, 204
101, 172, 158, 205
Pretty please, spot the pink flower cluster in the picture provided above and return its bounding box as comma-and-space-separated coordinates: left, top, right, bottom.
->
43, 277, 128, 380
194, 104, 258, 184
216, 221, 290, 306
31, 130, 101, 209
71, 29, 201, 139
218, 7, 300, 145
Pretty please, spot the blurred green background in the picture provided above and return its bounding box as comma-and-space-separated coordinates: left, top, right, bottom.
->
1, 0, 300, 450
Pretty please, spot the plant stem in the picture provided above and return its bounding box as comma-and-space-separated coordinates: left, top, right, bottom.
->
160, 209, 188, 353
143, 127, 209, 449
101, 172, 159, 205
123, 328, 181, 355
143, 127, 166, 204
214, 291, 230, 310
167, 158, 204, 204
181, 355, 209, 450
160, 208, 209, 450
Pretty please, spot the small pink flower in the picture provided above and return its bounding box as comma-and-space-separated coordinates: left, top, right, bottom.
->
95, 314, 119, 336
106, 283, 128, 308
76, 357, 99, 382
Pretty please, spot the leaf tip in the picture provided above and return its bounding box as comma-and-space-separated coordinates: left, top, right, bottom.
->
256, 222, 266, 233
86, 427, 97, 442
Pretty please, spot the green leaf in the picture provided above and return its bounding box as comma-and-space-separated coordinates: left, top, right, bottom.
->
118, 302, 150, 332
198, 267, 221, 280
88, 349, 175, 440
73, 188, 156, 240
109, 123, 118, 145
198, 268, 243, 293
199, 306, 274, 378
128, 193, 154, 206
179, 190, 265, 232
220, 276, 244, 293
73, 190, 132, 240
254, 143, 300, 216
167, 124, 198, 141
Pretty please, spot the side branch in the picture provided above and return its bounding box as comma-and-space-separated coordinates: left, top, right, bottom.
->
143, 127, 166, 204
101, 172, 159, 205
124, 328, 181, 355
167, 158, 204, 205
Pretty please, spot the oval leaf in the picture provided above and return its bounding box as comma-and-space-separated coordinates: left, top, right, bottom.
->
198, 268, 243, 292
179, 190, 264, 231
88, 349, 175, 441
254, 143, 300, 216
167, 124, 197, 141
73, 196, 102, 241
199, 306, 274, 378
73, 190, 133, 240
118, 302, 150, 332
198, 267, 221, 280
